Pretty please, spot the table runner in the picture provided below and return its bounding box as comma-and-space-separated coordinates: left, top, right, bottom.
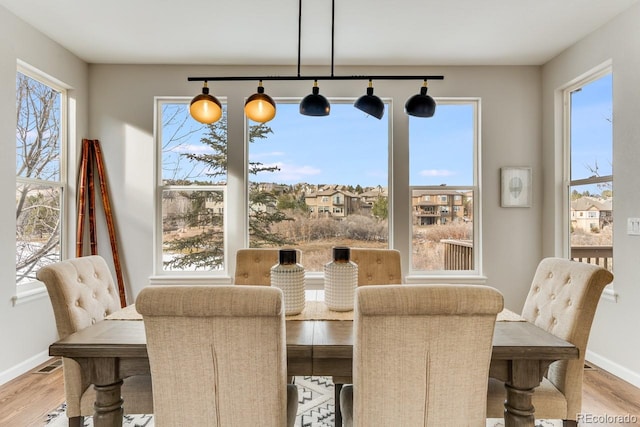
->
106, 302, 524, 322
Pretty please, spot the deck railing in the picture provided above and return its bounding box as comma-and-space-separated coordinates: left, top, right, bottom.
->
570, 246, 613, 271
442, 239, 473, 270
440, 241, 612, 272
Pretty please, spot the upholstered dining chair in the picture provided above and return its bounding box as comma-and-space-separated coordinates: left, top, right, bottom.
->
136, 285, 298, 427
340, 284, 504, 427
486, 257, 614, 427
37, 255, 153, 427
234, 248, 302, 285
350, 248, 403, 285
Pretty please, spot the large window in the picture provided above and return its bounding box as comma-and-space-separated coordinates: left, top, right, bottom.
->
15, 68, 66, 285
248, 101, 390, 272
409, 100, 480, 274
565, 70, 613, 271
156, 99, 227, 273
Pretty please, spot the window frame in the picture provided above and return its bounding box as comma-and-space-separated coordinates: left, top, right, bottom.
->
14, 62, 68, 301
153, 97, 229, 279
408, 97, 482, 279
561, 63, 615, 301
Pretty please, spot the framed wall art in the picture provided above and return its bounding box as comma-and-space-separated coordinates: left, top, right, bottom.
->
501, 167, 532, 207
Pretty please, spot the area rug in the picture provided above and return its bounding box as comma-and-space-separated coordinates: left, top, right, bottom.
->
45, 376, 561, 426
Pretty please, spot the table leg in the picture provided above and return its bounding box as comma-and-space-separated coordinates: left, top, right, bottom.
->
88, 358, 125, 427
93, 380, 124, 427
503, 360, 547, 427
334, 383, 342, 427
503, 382, 535, 427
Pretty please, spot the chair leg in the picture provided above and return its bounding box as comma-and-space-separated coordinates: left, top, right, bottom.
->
334, 383, 343, 426
563, 420, 577, 427
68, 416, 83, 427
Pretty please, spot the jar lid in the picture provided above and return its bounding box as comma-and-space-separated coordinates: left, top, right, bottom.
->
279, 249, 297, 265
332, 246, 350, 262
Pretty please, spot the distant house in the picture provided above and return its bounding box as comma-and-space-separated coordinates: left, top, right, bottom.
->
304, 185, 360, 218
411, 190, 471, 226
358, 187, 388, 216
571, 197, 613, 232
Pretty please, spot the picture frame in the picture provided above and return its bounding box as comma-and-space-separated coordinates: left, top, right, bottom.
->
501, 167, 532, 207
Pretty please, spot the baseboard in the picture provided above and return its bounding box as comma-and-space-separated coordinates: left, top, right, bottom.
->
586, 350, 640, 388
0, 350, 51, 386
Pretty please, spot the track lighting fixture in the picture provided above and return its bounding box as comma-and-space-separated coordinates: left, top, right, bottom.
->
187, 0, 443, 124
189, 81, 222, 124
354, 80, 385, 119
300, 80, 330, 116
245, 80, 276, 123
405, 80, 437, 118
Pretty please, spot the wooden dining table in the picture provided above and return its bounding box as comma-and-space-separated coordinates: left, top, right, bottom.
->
49, 299, 578, 427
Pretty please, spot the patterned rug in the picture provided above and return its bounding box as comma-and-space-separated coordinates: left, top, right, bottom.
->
45, 376, 561, 426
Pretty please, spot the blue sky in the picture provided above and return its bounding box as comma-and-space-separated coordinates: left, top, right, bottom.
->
570, 73, 613, 182
249, 101, 474, 188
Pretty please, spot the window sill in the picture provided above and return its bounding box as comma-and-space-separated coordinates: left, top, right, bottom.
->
405, 274, 488, 285
149, 275, 233, 286
12, 281, 48, 306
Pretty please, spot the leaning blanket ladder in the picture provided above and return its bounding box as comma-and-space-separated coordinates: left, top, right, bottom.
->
76, 138, 127, 307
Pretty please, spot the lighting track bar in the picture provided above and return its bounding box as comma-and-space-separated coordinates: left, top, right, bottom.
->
187, 76, 444, 82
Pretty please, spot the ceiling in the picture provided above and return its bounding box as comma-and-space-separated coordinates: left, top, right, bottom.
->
1, 0, 638, 66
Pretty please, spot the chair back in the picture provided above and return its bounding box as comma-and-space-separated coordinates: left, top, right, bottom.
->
352, 284, 503, 427
37, 255, 122, 338
521, 257, 613, 417
350, 248, 403, 285
136, 285, 289, 427
234, 248, 302, 285
36, 255, 127, 416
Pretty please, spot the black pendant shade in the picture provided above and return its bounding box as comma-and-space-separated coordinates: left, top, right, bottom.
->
405, 82, 436, 118
354, 81, 384, 119
300, 81, 330, 116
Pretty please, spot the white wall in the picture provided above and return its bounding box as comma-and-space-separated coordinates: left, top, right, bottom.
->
0, 6, 88, 383
86, 64, 542, 312
542, 3, 640, 386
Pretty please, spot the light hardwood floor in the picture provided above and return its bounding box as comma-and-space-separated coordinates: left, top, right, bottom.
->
0, 359, 638, 426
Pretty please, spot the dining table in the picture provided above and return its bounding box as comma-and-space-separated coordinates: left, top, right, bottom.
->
49, 290, 578, 427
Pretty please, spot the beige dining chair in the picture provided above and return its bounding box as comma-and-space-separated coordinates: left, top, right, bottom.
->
486, 257, 614, 427
340, 284, 504, 427
37, 255, 153, 427
136, 285, 298, 427
350, 248, 403, 285
233, 248, 302, 285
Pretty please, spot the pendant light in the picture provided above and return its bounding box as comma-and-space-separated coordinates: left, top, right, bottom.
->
189, 81, 222, 124
245, 80, 276, 123
354, 80, 384, 119
300, 80, 330, 116
405, 80, 436, 118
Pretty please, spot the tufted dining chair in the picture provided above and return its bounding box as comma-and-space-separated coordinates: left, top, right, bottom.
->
341, 284, 504, 427
486, 257, 614, 426
36, 255, 153, 427
136, 285, 298, 427
350, 248, 403, 285
233, 248, 302, 286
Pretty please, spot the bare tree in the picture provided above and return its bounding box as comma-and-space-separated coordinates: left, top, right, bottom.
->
15, 73, 62, 284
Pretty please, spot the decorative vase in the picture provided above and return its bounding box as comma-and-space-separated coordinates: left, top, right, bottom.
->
324, 246, 358, 311
270, 249, 305, 315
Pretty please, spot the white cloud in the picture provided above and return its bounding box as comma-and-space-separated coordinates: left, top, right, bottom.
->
257, 162, 321, 182
171, 144, 214, 154
419, 169, 456, 177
